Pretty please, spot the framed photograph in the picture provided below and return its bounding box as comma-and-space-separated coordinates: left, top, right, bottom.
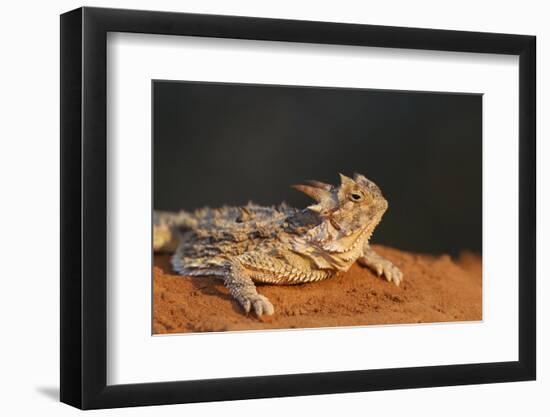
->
60, 6, 536, 409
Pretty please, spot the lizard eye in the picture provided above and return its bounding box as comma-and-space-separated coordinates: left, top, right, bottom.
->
350, 193, 363, 202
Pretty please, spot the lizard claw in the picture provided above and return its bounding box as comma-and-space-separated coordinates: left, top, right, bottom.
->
359, 255, 403, 286
239, 294, 274, 317
378, 260, 403, 286
253, 296, 275, 316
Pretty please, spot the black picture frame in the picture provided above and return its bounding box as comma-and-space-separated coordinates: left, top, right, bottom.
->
60, 6, 536, 410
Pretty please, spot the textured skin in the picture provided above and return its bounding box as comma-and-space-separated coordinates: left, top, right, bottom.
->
154, 173, 403, 316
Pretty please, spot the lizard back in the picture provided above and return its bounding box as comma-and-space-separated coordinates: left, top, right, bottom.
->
166, 202, 321, 276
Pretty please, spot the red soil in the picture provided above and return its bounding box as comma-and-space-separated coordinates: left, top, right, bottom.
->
153, 245, 482, 334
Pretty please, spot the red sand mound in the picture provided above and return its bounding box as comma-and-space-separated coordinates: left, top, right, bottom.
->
153, 245, 482, 334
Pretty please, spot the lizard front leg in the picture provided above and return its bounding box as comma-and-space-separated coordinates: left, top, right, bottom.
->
224, 260, 275, 317
357, 243, 403, 286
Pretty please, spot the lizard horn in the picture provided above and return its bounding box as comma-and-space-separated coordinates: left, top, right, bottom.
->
339, 173, 355, 187
304, 179, 332, 191
291, 184, 331, 202
353, 172, 371, 185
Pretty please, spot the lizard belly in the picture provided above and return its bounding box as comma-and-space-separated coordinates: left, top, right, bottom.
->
236, 252, 332, 284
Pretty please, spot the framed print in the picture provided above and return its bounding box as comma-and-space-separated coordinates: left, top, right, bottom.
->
60, 6, 536, 409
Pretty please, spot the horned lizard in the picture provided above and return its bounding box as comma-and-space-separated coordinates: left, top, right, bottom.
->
154, 173, 403, 316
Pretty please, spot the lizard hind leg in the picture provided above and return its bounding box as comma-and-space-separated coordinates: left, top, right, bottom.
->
224, 261, 275, 317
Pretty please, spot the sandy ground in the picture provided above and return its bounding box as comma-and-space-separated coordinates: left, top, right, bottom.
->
153, 245, 482, 334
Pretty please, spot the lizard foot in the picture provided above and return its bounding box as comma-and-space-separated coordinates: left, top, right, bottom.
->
371, 259, 403, 286
358, 254, 403, 287
239, 294, 275, 317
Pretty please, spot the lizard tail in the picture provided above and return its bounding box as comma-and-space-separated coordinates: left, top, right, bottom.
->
153, 210, 196, 253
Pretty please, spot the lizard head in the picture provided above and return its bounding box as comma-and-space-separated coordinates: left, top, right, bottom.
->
292, 173, 388, 238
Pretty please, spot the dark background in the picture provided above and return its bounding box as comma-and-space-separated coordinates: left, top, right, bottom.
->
153, 81, 481, 256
